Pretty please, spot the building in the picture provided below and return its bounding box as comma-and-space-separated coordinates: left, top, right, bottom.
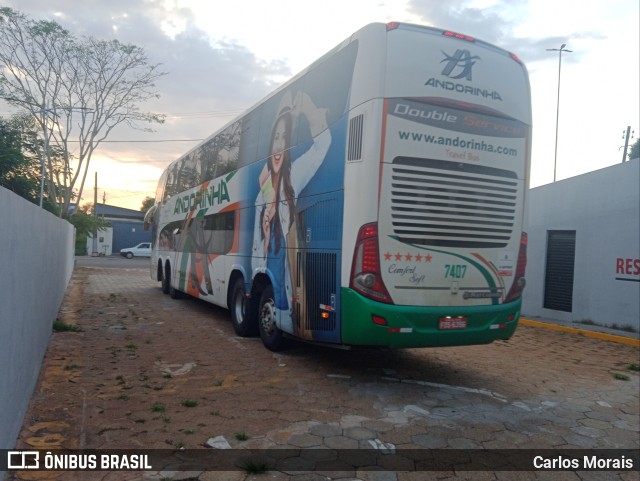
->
86, 204, 151, 255
522, 158, 639, 332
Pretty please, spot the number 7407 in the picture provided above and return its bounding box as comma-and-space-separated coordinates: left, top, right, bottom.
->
445, 264, 467, 279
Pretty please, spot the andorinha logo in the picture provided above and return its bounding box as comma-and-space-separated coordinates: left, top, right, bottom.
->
424, 48, 502, 101
440, 49, 480, 81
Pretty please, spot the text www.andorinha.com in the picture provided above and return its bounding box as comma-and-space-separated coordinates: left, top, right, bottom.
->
398, 130, 519, 157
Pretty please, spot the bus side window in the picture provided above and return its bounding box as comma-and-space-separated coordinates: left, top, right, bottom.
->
155, 170, 168, 205
177, 152, 199, 192
238, 106, 262, 168
203, 211, 235, 255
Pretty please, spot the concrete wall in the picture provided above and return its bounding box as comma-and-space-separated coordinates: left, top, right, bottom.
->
0, 187, 75, 450
522, 159, 639, 331
87, 227, 114, 256
110, 219, 150, 252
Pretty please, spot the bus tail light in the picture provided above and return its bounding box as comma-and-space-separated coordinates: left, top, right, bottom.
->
443, 30, 475, 42
386, 22, 401, 31
350, 223, 393, 304
504, 232, 528, 303
509, 52, 523, 65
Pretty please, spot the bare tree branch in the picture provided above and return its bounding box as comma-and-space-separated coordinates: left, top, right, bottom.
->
0, 7, 166, 216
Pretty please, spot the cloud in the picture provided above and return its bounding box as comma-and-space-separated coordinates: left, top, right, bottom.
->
406, 0, 525, 44
4, 0, 291, 169
405, 0, 604, 65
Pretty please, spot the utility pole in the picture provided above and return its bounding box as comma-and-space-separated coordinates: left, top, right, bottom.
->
546, 43, 572, 182
38, 104, 49, 208
92, 172, 98, 256
621, 126, 633, 163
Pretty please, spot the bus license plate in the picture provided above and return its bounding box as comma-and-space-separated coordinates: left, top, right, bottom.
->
439, 317, 468, 330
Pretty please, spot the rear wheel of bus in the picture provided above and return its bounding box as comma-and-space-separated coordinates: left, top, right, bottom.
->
161, 262, 171, 294
163, 262, 182, 299
230, 278, 257, 337
258, 284, 286, 351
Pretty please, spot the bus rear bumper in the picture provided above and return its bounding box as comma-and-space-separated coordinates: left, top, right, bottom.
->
340, 288, 522, 348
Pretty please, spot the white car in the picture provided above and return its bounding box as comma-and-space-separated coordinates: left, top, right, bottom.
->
120, 242, 151, 258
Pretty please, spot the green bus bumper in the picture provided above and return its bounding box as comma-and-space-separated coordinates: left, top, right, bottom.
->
341, 288, 521, 348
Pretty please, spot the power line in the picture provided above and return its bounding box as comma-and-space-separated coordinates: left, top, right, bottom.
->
165, 109, 243, 119
66, 138, 204, 143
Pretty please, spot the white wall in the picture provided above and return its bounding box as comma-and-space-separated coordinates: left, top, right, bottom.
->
87, 226, 113, 256
0, 188, 75, 450
522, 159, 639, 330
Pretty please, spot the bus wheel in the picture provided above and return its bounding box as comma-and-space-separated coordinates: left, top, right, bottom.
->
258, 284, 286, 351
162, 263, 171, 294
164, 263, 181, 299
230, 278, 257, 337
169, 281, 182, 299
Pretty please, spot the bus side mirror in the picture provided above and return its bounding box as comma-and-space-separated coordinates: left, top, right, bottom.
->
143, 204, 157, 231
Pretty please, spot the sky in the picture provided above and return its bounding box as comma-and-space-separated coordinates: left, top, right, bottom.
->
1, 0, 638, 211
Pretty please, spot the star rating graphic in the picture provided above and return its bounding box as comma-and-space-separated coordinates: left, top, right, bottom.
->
384, 252, 432, 263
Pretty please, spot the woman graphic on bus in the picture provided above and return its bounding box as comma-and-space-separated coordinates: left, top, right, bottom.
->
252, 90, 330, 334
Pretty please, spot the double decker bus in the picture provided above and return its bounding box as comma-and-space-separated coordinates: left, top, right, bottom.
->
145, 22, 531, 351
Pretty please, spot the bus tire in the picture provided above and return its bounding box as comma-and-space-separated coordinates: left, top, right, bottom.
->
169, 282, 182, 299
230, 278, 257, 337
258, 284, 287, 351
162, 262, 171, 295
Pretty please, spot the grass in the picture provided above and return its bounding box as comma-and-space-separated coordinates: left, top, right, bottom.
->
575, 319, 596, 326
151, 403, 166, 413
234, 432, 249, 441
52, 319, 82, 332
181, 399, 198, 408
610, 323, 638, 333
573, 319, 638, 333
627, 363, 640, 372
242, 460, 268, 474
613, 373, 630, 381
107, 346, 121, 357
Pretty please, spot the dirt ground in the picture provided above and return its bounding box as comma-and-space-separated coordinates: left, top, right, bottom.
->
8, 266, 640, 481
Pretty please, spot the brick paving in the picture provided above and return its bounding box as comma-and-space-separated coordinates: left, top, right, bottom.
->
7, 265, 640, 481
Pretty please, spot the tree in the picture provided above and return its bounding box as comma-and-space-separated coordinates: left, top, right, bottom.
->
629, 138, 639, 161
68, 202, 110, 255
0, 114, 59, 212
140, 196, 155, 213
0, 7, 166, 217
0, 115, 38, 200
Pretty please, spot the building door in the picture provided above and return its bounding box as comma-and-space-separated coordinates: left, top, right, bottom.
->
543, 230, 576, 312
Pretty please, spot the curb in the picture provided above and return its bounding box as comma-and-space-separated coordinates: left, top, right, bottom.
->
520, 318, 640, 347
